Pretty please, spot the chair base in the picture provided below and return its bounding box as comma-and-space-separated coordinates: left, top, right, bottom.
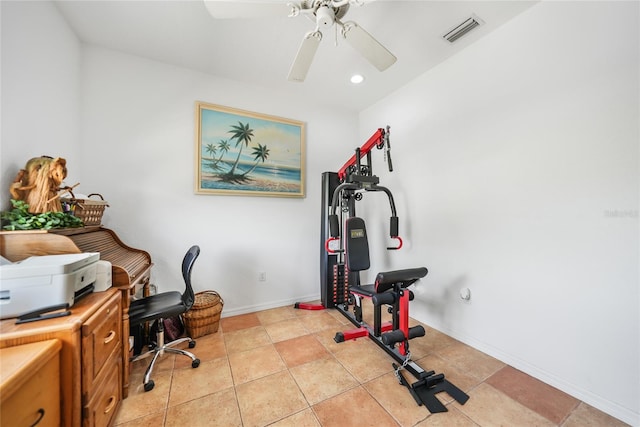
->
131, 336, 200, 392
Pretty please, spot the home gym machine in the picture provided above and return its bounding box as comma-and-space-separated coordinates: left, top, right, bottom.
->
296, 126, 469, 413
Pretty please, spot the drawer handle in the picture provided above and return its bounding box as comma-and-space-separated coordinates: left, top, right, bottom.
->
104, 330, 116, 344
30, 408, 45, 427
104, 396, 117, 414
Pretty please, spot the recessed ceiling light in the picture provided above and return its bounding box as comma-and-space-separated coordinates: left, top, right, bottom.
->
350, 74, 365, 84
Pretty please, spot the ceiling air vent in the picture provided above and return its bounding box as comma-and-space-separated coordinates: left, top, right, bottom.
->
442, 15, 484, 43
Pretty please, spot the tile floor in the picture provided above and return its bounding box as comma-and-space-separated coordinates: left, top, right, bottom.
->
114, 301, 629, 427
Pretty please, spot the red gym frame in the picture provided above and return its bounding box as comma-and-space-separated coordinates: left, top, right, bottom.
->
295, 126, 470, 413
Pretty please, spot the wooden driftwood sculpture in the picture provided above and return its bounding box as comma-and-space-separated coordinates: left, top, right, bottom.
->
9, 156, 69, 213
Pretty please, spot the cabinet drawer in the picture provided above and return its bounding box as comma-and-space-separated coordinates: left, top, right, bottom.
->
82, 292, 121, 394
83, 356, 121, 427
1, 340, 61, 427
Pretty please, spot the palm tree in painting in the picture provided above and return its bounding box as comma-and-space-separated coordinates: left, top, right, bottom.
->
228, 122, 254, 176
214, 139, 231, 169
217, 139, 231, 155
205, 143, 217, 157
205, 143, 218, 169
241, 144, 270, 176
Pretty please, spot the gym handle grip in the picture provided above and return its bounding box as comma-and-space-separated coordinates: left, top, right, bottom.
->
390, 216, 398, 237
325, 237, 340, 254
329, 214, 340, 238
387, 236, 403, 250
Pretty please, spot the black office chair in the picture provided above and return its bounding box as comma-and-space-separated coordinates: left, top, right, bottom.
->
129, 245, 201, 391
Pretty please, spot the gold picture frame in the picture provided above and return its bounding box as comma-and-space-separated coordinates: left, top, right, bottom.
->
195, 101, 306, 198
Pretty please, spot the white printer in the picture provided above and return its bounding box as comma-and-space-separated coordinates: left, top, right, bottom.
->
0, 252, 100, 320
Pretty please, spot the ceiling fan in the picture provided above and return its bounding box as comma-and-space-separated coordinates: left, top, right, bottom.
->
203, 0, 397, 82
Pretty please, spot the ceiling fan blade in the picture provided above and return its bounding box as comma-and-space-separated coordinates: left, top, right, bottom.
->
287, 31, 322, 82
203, 0, 293, 19
341, 21, 396, 71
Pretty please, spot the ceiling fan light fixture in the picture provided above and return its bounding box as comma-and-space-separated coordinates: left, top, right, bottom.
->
315, 5, 335, 29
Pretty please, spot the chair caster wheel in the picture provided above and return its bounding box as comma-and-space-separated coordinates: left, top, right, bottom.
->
144, 380, 155, 392
192, 358, 201, 368
189, 340, 196, 348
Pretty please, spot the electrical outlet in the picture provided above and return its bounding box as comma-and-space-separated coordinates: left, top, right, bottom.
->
258, 272, 267, 282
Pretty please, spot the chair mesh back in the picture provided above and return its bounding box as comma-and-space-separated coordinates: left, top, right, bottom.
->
345, 217, 370, 272
181, 245, 200, 310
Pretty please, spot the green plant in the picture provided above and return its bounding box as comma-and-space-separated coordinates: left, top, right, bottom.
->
1, 199, 84, 230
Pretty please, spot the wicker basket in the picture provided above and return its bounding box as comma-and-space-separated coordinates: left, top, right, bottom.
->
61, 192, 109, 226
183, 291, 224, 338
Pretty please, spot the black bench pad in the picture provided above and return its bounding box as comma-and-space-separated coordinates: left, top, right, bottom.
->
375, 267, 428, 293
350, 284, 377, 297
350, 267, 428, 296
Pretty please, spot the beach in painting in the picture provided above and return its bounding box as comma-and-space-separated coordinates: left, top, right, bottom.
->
200, 160, 301, 193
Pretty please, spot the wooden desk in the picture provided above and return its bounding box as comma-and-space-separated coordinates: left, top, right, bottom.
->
0, 228, 152, 398
0, 290, 122, 427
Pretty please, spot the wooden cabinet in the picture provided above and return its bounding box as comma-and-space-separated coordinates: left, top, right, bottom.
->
0, 339, 62, 427
82, 292, 122, 425
0, 289, 122, 427
83, 358, 121, 427
1, 228, 153, 398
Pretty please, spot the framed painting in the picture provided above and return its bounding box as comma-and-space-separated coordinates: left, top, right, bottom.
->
195, 101, 306, 198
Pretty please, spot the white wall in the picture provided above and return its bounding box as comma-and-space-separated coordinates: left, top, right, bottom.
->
3, 1, 638, 424
1, 1, 359, 314
78, 46, 358, 314
359, 1, 639, 425
1, 0, 82, 209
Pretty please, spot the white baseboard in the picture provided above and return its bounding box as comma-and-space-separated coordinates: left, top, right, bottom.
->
220, 293, 321, 318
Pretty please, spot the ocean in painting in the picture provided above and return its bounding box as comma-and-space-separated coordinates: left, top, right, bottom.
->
200, 159, 301, 193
